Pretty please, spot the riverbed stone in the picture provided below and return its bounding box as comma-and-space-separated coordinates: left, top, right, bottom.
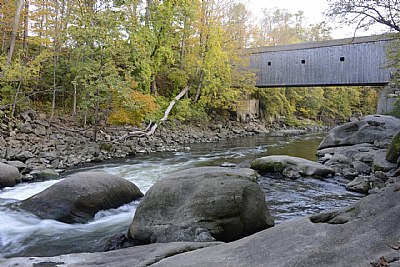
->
20, 172, 144, 223
345, 176, 371, 194
350, 161, 371, 174
373, 150, 397, 172
15, 150, 35, 161
30, 169, 60, 181
128, 167, 273, 244
319, 115, 400, 150
6, 160, 27, 171
251, 155, 334, 178
0, 162, 21, 189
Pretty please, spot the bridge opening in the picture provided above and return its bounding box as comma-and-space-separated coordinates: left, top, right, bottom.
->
246, 85, 386, 126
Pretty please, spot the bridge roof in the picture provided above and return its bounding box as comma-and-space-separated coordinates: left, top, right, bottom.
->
250, 34, 397, 54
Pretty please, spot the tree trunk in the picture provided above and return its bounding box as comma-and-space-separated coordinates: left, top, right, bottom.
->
145, 0, 153, 26
194, 70, 204, 103
151, 79, 158, 95
50, 0, 59, 120
11, 74, 23, 118
72, 82, 77, 118
93, 46, 105, 142
2, 0, 24, 76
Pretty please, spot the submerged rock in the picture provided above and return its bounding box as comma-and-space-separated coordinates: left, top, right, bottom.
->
128, 167, 273, 244
20, 172, 143, 223
251, 155, 334, 178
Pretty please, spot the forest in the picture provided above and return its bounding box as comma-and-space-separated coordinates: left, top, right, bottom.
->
0, 0, 398, 128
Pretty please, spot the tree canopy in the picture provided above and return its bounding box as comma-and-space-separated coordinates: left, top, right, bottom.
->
0, 0, 384, 129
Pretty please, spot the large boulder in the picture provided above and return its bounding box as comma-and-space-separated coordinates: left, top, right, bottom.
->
0, 162, 21, 189
319, 115, 400, 150
20, 172, 143, 223
128, 167, 274, 244
251, 155, 334, 178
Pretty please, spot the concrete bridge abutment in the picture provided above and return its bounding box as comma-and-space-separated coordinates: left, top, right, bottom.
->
377, 83, 399, 114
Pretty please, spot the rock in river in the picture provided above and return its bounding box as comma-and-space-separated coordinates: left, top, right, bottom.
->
251, 155, 334, 178
0, 162, 21, 189
319, 115, 400, 150
128, 167, 274, 244
20, 172, 144, 223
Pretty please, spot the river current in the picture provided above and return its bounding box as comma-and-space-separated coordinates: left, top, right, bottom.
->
0, 132, 363, 257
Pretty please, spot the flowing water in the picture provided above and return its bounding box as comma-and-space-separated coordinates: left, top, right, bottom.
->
0, 132, 363, 258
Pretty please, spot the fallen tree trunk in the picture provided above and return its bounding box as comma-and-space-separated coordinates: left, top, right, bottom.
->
116, 85, 191, 142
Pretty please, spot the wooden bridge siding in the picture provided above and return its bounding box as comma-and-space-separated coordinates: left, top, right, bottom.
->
251, 39, 391, 87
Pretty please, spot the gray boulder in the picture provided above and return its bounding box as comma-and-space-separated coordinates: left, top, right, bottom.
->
373, 150, 397, 172
128, 167, 274, 244
350, 161, 371, 174
345, 176, 371, 194
152, 185, 400, 266
20, 172, 143, 223
0, 162, 21, 189
251, 155, 334, 178
319, 115, 400, 150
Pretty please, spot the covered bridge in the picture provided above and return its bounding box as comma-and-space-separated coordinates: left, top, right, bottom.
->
247, 35, 398, 113
249, 35, 395, 87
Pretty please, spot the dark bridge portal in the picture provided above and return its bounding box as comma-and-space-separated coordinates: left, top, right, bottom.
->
250, 35, 394, 88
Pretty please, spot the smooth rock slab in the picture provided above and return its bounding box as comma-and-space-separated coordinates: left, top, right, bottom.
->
251, 155, 334, 178
20, 172, 144, 223
0, 242, 221, 267
128, 167, 274, 244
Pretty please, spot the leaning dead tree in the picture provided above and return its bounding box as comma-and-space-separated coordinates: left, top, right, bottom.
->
116, 85, 191, 141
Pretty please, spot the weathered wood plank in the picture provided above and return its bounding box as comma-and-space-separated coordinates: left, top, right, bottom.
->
250, 35, 395, 87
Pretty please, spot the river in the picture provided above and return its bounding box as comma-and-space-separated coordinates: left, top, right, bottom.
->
0, 132, 363, 258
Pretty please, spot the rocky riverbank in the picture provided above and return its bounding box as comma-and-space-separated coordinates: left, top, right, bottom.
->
0, 110, 323, 188
2, 114, 400, 266
316, 114, 400, 194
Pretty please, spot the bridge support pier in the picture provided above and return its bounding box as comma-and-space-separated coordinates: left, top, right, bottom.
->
377, 84, 399, 114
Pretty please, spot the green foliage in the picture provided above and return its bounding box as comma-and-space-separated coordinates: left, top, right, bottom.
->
173, 98, 209, 123
258, 86, 379, 124
4, 0, 377, 128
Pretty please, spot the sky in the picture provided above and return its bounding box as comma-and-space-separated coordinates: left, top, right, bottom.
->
245, 0, 386, 39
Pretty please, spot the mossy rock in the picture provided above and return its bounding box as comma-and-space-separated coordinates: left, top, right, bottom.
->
251, 159, 288, 173
251, 155, 334, 178
386, 132, 400, 163
99, 142, 114, 152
